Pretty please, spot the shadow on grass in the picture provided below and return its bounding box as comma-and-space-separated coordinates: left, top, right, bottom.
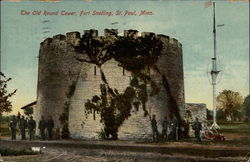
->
0, 148, 39, 156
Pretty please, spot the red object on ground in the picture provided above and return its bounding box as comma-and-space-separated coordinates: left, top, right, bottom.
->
203, 131, 225, 141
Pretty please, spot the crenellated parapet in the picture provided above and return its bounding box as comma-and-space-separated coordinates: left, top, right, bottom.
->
40, 29, 182, 50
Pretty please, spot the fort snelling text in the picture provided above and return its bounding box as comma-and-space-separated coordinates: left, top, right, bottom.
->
20, 10, 154, 16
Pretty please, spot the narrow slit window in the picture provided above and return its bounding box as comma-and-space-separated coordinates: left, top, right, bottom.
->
94, 66, 97, 75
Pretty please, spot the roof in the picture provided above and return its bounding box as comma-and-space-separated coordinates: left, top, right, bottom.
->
21, 101, 37, 109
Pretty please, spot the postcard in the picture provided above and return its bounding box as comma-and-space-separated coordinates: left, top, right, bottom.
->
0, 0, 249, 161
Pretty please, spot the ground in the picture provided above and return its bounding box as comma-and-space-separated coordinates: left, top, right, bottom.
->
1, 139, 249, 162
0, 121, 250, 162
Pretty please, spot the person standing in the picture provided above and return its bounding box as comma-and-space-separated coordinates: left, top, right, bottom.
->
9, 115, 17, 140
172, 116, 179, 141
151, 114, 158, 142
183, 120, 190, 138
28, 116, 36, 140
192, 118, 202, 142
39, 116, 47, 140
19, 116, 27, 140
47, 116, 54, 140
162, 116, 169, 141
25, 117, 29, 138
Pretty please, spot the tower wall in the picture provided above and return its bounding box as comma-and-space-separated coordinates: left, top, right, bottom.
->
36, 32, 83, 129
156, 35, 185, 118
36, 29, 184, 140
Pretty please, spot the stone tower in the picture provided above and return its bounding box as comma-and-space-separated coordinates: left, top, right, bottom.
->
34, 29, 184, 140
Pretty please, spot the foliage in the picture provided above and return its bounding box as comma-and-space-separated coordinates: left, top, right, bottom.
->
66, 83, 77, 98
216, 109, 226, 121
59, 102, 70, 139
76, 31, 182, 139
75, 30, 117, 66
24, 106, 33, 117
113, 33, 162, 71
0, 115, 10, 123
0, 115, 10, 136
242, 95, 250, 118
232, 110, 243, 121
85, 72, 159, 139
96, 129, 106, 139
59, 76, 79, 139
80, 32, 164, 139
0, 72, 17, 115
216, 90, 243, 120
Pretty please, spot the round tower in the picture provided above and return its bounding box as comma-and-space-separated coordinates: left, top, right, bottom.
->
35, 29, 185, 140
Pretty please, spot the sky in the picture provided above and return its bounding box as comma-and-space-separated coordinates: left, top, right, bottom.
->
0, 0, 249, 115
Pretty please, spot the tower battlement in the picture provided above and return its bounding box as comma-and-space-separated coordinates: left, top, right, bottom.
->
40, 29, 182, 49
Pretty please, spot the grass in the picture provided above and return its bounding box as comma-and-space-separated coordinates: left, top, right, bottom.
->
0, 122, 11, 136
216, 122, 250, 146
197, 122, 250, 147
136, 122, 250, 147
1, 118, 250, 147
217, 122, 250, 135
0, 148, 39, 156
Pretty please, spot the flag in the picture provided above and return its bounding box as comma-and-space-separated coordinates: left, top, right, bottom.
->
217, 24, 225, 27
205, 0, 212, 8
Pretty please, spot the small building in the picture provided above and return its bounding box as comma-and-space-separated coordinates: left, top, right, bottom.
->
185, 103, 208, 136
20, 101, 37, 114
185, 103, 207, 122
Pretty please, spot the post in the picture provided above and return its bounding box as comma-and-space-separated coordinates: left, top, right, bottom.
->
210, 2, 220, 129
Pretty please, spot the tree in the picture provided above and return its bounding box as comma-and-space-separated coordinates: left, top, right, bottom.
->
242, 95, 250, 119
24, 106, 33, 117
216, 109, 226, 121
216, 90, 243, 120
0, 72, 17, 115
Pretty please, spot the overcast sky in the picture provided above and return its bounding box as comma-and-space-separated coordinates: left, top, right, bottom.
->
1, 0, 249, 115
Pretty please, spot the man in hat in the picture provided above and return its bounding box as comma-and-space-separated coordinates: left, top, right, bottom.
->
39, 116, 47, 140
192, 117, 202, 142
28, 116, 36, 140
9, 115, 17, 140
19, 115, 27, 140
47, 116, 54, 140
151, 114, 158, 142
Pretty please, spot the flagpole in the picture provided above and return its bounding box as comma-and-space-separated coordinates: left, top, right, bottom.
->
210, 2, 220, 130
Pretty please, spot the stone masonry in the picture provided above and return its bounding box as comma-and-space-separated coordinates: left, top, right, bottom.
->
34, 29, 185, 140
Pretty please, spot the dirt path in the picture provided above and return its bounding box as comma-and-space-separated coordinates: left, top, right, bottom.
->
1, 139, 250, 162
1, 146, 247, 162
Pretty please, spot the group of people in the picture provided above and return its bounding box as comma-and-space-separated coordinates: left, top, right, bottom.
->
9, 115, 54, 140
9, 114, 202, 142
151, 115, 202, 142
9, 115, 36, 140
